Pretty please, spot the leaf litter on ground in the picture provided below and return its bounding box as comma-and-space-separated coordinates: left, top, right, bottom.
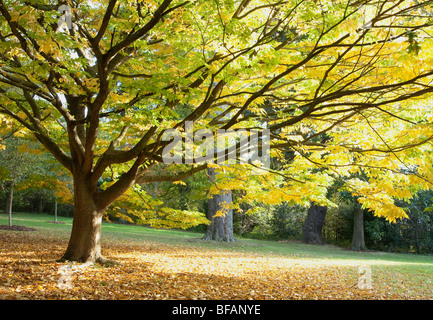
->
0, 231, 432, 300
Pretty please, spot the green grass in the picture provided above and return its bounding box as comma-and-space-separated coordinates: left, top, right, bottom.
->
3, 211, 433, 268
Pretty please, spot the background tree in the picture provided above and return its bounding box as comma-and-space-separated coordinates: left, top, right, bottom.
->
1, 0, 433, 263
302, 203, 327, 245
351, 199, 367, 251
203, 167, 235, 242
400, 191, 433, 254
0, 133, 74, 221
0, 135, 40, 226
270, 203, 306, 240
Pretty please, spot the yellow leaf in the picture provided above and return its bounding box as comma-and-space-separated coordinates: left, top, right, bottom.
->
10, 12, 19, 22
173, 181, 186, 186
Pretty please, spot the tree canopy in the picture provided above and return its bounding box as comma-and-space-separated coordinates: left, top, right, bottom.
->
1, 0, 433, 262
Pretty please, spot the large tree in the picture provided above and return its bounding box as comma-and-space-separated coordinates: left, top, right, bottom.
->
203, 167, 235, 242
1, 0, 433, 263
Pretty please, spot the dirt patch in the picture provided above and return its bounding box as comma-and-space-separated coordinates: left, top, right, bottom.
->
46, 221, 65, 224
0, 225, 37, 232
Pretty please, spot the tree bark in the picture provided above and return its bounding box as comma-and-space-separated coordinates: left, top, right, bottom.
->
38, 196, 44, 213
302, 203, 327, 245
351, 204, 367, 251
203, 168, 235, 242
203, 190, 235, 242
7, 179, 14, 227
54, 200, 58, 223
60, 176, 106, 263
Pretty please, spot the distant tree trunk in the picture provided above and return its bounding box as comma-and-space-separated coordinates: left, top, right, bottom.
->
351, 205, 367, 251
7, 179, 14, 227
302, 203, 327, 245
38, 196, 44, 213
414, 226, 420, 254
54, 200, 58, 223
203, 168, 235, 242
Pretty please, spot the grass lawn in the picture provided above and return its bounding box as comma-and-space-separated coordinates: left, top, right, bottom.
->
1, 212, 433, 300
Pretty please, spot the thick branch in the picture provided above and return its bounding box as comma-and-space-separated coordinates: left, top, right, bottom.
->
104, 0, 174, 60
137, 164, 208, 183
91, 126, 158, 185
93, 0, 118, 45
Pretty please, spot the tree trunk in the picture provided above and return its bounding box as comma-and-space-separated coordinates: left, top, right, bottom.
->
351, 205, 367, 251
38, 196, 44, 213
7, 179, 14, 227
302, 203, 327, 245
54, 200, 58, 223
203, 190, 235, 242
203, 168, 235, 242
60, 178, 106, 263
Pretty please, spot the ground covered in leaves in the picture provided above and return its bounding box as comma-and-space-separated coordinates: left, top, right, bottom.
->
0, 225, 37, 232
1, 230, 432, 300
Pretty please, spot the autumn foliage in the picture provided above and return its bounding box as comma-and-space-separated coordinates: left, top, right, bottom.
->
1, 227, 432, 300
3, 0, 433, 264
